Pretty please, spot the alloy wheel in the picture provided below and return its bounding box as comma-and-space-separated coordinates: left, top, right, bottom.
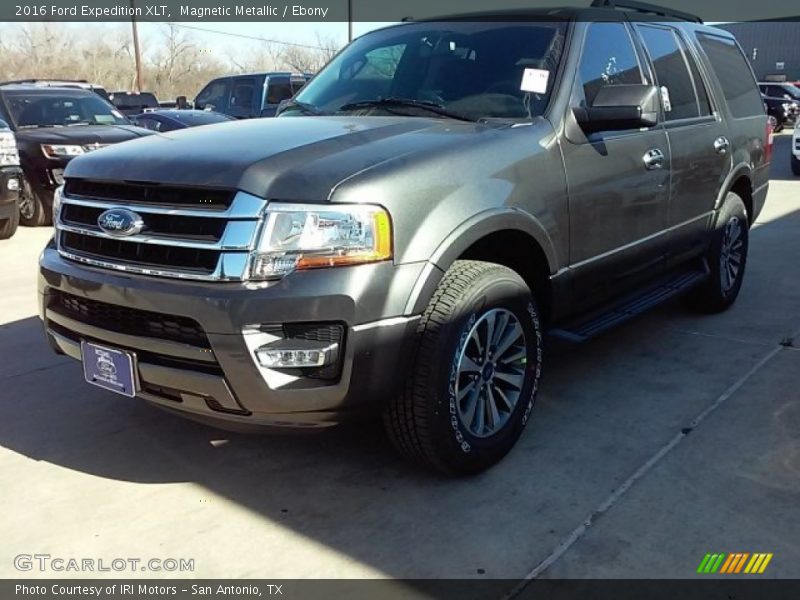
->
18, 179, 35, 220
720, 216, 744, 293
455, 308, 527, 438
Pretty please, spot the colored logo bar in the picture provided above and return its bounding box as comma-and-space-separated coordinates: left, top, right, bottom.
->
697, 553, 773, 574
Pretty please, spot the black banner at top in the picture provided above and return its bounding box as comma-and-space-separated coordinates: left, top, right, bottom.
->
2, 0, 800, 23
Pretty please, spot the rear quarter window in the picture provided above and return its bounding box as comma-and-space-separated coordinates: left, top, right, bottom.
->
696, 33, 763, 118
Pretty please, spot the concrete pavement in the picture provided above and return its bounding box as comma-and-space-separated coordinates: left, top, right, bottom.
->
1, 134, 798, 585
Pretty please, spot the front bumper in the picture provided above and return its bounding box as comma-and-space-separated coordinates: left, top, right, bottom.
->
39, 244, 426, 430
0, 166, 21, 219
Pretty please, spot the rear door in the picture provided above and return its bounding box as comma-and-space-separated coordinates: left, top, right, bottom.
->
562, 21, 671, 310
635, 24, 731, 265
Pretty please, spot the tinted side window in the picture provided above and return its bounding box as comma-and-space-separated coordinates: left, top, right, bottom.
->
578, 23, 643, 106
679, 36, 713, 116
266, 78, 293, 105
638, 25, 699, 121
696, 33, 763, 118
196, 79, 230, 111
230, 78, 255, 109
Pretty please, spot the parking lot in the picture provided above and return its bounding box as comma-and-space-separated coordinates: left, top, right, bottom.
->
1, 133, 798, 585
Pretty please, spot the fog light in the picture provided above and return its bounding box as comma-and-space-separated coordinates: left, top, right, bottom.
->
51, 169, 65, 185
255, 341, 338, 368
7, 177, 18, 191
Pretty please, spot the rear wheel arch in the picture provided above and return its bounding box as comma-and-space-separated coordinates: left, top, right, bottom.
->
718, 166, 754, 227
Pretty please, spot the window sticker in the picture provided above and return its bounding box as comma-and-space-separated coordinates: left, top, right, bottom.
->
94, 114, 115, 124
520, 68, 550, 94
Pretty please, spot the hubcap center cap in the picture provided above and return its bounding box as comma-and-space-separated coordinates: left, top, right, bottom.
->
482, 363, 495, 381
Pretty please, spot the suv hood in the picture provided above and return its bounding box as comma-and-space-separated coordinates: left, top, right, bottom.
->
15, 124, 152, 145
64, 116, 503, 201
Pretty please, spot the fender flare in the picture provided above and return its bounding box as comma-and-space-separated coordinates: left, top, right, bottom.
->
715, 162, 752, 212
403, 208, 559, 315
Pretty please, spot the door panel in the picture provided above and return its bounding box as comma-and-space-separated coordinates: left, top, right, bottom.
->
564, 130, 670, 309
665, 121, 730, 263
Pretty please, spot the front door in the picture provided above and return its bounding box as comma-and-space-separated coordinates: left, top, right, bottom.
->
562, 21, 671, 312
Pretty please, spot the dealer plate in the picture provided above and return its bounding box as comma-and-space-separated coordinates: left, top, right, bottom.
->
81, 341, 137, 398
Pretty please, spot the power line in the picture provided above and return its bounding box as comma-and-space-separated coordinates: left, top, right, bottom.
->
170, 23, 336, 51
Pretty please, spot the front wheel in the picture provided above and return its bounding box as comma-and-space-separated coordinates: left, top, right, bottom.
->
688, 193, 749, 313
18, 178, 51, 227
384, 260, 543, 475
792, 154, 800, 176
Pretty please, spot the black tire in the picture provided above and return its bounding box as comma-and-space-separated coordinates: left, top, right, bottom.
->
0, 204, 19, 239
384, 260, 543, 475
792, 154, 800, 177
688, 192, 749, 313
18, 178, 51, 227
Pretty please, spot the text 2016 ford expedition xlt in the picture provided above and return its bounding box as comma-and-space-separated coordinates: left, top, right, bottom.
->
39, 4, 770, 474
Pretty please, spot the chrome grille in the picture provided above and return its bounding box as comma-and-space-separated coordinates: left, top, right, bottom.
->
56, 179, 267, 281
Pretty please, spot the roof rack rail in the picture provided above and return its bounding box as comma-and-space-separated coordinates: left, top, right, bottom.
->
590, 0, 702, 23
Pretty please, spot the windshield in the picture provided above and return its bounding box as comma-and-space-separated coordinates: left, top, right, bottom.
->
291, 21, 566, 121
6, 92, 129, 128
779, 85, 800, 100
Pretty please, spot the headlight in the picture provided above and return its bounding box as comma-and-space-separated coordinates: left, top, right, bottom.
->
0, 130, 19, 166
249, 203, 392, 280
41, 144, 85, 159
52, 185, 64, 221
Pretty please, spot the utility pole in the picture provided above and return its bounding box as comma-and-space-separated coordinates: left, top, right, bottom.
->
347, 0, 353, 42
130, 0, 143, 92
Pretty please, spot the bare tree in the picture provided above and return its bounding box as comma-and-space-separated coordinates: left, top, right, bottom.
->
0, 24, 342, 100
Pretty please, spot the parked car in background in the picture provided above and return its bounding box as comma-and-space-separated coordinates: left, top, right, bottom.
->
762, 93, 798, 133
194, 72, 311, 118
0, 83, 153, 225
41, 6, 770, 474
759, 82, 800, 103
792, 122, 800, 175
130, 109, 234, 133
0, 118, 21, 239
109, 91, 160, 117
2, 79, 110, 100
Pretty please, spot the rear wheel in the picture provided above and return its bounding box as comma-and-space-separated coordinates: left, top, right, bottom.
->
791, 154, 800, 176
19, 178, 51, 227
384, 260, 543, 475
0, 204, 19, 239
688, 192, 749, 313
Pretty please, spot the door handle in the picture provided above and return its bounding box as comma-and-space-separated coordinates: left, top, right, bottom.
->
643, 148, 665, 170
714, 136, 730, 155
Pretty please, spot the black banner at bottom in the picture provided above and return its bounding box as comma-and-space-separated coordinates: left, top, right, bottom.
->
4, 579, 800, 600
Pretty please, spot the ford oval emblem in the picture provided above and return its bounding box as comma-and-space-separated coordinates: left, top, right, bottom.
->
97, 208, 144, 237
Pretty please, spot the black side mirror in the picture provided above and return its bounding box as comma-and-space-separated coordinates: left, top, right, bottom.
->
574, 84, 660, 133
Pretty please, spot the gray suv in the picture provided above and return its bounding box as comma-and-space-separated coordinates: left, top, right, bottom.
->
39, 3, 770, 474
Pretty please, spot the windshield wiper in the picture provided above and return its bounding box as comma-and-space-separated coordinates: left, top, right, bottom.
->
276, 100, 327, 117
337, 97, 476, 122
